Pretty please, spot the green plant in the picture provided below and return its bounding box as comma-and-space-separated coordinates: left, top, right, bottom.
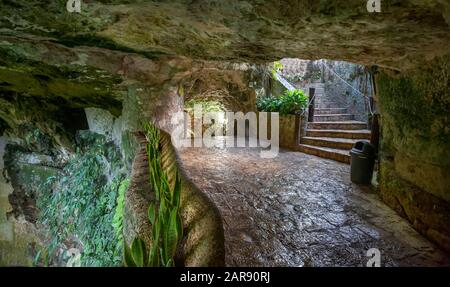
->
279, 89, 309, 114
256, 89, 308, 115
271, 61, 284, 78
256, 95, 281, 112
33, 247, 50, 267
112, 178, 130, 251
36, 131, 126, 266
124, 122, 183, 267
123, 237, 148, 267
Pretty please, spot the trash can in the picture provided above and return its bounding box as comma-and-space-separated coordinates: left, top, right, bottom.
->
350, 141, 376, 184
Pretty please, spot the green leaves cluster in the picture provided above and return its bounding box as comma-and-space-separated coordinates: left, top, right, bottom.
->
124, 123, 183, 267
36, 131, 127, 266
112, 178, 130, 252
271, 61, 284, 78
256, 89, 309, 115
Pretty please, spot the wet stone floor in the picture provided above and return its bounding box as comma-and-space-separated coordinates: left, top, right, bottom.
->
178, 142, 450, 267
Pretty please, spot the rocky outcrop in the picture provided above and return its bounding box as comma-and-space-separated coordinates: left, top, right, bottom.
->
1, 1, 449, 70
376, 55, 450, 252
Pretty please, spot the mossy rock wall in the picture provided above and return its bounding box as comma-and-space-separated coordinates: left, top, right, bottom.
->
377, 55, 450, 252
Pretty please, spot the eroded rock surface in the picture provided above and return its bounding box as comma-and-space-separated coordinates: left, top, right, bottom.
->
1, 1, 449, 70
178, 143, 450, 266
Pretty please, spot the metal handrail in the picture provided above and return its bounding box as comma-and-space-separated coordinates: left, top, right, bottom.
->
319, 60, 375, 116
301, 90, 317, 117
273, 61, 375, 119
273, 71, 297, 91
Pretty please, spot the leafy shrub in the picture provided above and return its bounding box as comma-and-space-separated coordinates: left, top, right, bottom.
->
257, 89, 308, 115
37, 131, 127, 266
280, 89, 309, 114
256, 96, 281, 112
112, 178, 130, 253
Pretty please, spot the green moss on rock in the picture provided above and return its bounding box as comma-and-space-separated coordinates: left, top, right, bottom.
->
377, 56, 450, 166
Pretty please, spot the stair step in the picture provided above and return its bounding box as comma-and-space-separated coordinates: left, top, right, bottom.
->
315, 108, 347, 115
314, 114, 354, 121
308, 121, 367, 130
298, 144, 350, 164
306, 129, 371, 139
311, 87, 325, 93
301, 136, 367, 150
315, 100, 338, 104
315, 103, 341, 109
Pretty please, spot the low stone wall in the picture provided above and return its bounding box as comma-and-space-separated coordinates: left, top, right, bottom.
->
124, 131, 225, 267
264, 113, 305, 150
279, 114, 303, 149
183, 112, 304, 151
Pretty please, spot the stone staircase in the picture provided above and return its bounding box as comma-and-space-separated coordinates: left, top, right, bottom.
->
298, 84, 371, 164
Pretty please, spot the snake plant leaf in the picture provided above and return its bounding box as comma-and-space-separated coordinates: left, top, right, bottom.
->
148, 242, 160, 267
148, 202, 156, 226
152, 212, 161, 241
131, 237, 146, 267
159, 199, 167, 226
165, 258, 174, 267
160, 247, 167, 266
151, 168, 160, 200
176, 214, 183, 240
173, 173, 181, 208
123, 242, 136, 267
149, 220, 161, 267
160, 174, 171, 203
164, 208, 179, 260
139, 122, 184, 267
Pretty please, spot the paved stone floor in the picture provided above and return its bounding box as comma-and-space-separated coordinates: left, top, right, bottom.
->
178, 142, 450, 267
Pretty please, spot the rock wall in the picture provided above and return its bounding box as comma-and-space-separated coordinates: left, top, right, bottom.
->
3, 0, 449, 70
0, 136, 38, 266
0, 136, 13, 245
376, 55, 450, 252
183, 63, 259, 113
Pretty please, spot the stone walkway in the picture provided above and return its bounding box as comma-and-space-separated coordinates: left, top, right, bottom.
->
178, 142, 450, 267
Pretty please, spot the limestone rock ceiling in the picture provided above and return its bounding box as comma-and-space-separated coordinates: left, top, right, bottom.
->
0, 0, 449, 119
0, 0, 449, 70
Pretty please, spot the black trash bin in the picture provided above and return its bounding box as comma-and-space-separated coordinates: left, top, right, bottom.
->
350, 141, 376, 184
